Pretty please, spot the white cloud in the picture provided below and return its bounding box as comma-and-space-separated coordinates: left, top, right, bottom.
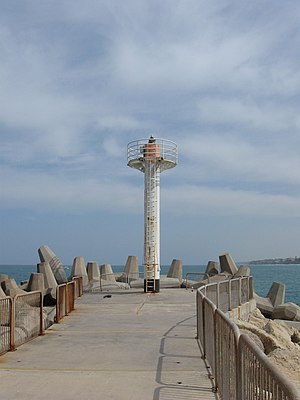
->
162, 184, 300, 218
1, 1, 300, 231
0, 166, 142, 213
179, 135, 300, 187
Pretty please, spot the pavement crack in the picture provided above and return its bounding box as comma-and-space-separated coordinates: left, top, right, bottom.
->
135, 295, 151, 315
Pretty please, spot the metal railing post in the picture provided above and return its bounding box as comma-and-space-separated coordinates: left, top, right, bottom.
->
39, 291, 44, 336
228, 280, 232, 311
9, 297, 15, 352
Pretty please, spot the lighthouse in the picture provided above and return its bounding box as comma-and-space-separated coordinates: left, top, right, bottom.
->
127, 136, 178, 292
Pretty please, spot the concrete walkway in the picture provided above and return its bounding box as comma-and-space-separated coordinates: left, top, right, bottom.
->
0, 288, 218, 400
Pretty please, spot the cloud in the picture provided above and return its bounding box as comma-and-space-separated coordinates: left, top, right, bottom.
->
178, 134, 300, 190
162, 184, 300, 218
1, 1, 300, 218
0, 166, 142, 213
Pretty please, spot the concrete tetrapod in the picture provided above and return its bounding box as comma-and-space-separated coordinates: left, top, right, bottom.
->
87, 262, 100, 282
117, 256, 140, 283
1, 278, 27, 297
38, 245, 67, 284
167, 259, 183, 283
70, 256, 89, 288
37, 262, 57, 306
255, 282, 286, 318
205, 261, 220, 276
272, 303, 300, 322
219, 253, 239, 275
27, 273, 45, 292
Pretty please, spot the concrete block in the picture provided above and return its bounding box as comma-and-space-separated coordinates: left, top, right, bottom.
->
27, 273, 45, 292
234, 265, 250, 277
267, 282, 285, 307
37, 262, 57, 290
219, 253, 238, 275
1, 278, 27, 297
100, 264, 116, 282
192, 273, 231, 289
0, 285, 7, 298
167, 259, 183, 282
254, 294, 274, 318
124, 256, 139, 280
37, 262, 57, 306
205, 261, 219, 276
87, 262, 100, 281
272, 303, 300, 322
70, 256, 89, 288
0, 274, 9, 283
117, 255, 139, 282
38, 245, 67, 284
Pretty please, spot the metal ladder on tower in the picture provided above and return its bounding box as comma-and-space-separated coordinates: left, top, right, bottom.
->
145, 197, 157, 292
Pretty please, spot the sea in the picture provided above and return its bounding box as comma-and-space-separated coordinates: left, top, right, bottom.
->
0, 263, 299, 306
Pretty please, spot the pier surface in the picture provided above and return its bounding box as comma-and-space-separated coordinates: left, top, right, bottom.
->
0, 288, 217, 400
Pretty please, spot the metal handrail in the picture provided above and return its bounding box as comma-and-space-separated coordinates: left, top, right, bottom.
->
66, 281, 75, 313
0, 297, 13, 355
197, 277, 300, 399
127, 138, 178, 165
56, 284, 67, 322
12, 291, 43, 350
72, 276, 83, 298
239, 334, 300, 400
184, 272, 209, 288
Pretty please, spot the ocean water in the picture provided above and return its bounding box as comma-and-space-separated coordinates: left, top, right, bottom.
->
0, 263, 299, 306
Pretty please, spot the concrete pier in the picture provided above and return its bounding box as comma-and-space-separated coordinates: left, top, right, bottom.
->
0, 289, 217, 400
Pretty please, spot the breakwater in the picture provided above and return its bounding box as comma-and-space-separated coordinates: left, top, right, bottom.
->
1, 263, 299, 305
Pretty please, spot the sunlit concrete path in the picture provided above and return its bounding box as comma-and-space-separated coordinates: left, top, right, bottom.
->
0, 289, 218, 400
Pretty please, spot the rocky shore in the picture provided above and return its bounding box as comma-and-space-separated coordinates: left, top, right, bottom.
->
236, 308, 300, 389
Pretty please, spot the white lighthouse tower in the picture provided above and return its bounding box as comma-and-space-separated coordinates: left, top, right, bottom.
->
127, 136, 178, 292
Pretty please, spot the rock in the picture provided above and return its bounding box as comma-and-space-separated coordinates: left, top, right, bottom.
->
239, 328, 265, 352
268, 348, 300, 389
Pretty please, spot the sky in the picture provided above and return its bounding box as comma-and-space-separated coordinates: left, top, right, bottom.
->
1, 0, 300, 266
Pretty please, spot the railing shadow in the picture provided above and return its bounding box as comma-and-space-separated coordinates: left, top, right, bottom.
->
153, 315, 218, 400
